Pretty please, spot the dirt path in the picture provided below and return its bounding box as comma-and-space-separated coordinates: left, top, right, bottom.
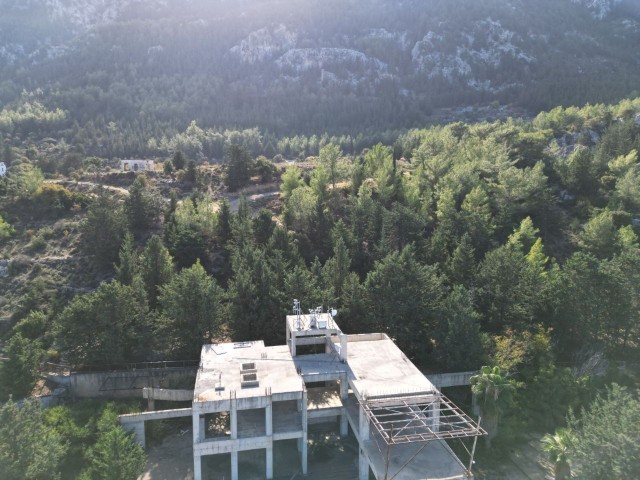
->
44, 179, 130, 196
227, 190, 280, 212
209, 183, 281, 213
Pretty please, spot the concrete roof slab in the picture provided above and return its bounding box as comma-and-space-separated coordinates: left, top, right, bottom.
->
194, 342, 303, 403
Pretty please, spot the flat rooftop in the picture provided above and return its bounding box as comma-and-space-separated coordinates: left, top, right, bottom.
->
344, 334, 436, 398
194, 341, 303, 402
196, 332, 435, 403
294, 333, 436, 399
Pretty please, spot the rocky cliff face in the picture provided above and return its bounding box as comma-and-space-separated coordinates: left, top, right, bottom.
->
224, 14, 540, 93
571, 0, 622, 19
0, 0, 164, 65
410, 18, 535, 90
230, 24, 297, 64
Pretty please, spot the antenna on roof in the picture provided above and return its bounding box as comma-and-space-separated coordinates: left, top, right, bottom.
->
293, 299, 302, 330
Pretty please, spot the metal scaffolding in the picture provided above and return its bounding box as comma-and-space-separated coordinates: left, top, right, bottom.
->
362, 392, 486, 445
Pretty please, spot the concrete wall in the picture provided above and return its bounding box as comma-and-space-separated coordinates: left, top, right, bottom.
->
64, 368, 197, 399
427, 371, 476, 389
143, 387, 193, 402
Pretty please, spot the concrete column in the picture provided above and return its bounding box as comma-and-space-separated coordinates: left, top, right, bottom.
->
192, 413, 200, 445
266, 395, 273, 479
291, 331, 296, 357
340, 378, 348, 399
301, 389, 308, 475
266, 399, 273, 436
147, 397, 155, 411
231, 451, 239, 480
192, 412, 202, 480
358, 405, 369, 480
340, 413, 349, 437
193, 452, 202, 480
340, 334, 348, 362
359, 448, 369, 480
124, 421, 146, 448
358, 403, 370, 478
286, 325, 291, 354
359, 404, 369, 440
325, 333, 332, 354
266, 443, 273, 479
472, 392, 479, 417
231, 399, 238, 439
200, 416, 206, 440
430, 397, 440, 433
340, 378, 348, 437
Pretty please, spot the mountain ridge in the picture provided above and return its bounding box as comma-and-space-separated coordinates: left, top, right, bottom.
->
0, 0, 639, 142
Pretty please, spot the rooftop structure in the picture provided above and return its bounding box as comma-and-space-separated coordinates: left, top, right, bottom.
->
191, 308, 484, 480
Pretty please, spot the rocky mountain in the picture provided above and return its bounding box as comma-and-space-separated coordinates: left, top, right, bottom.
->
1, 0, 639, 137
572, 0, 623, 19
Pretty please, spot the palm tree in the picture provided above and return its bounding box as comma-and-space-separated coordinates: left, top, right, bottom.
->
541, 428, 573, 480
470, 366, 514, 448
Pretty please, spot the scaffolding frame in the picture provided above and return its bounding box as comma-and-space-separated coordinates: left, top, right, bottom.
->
362, 392, 486, 445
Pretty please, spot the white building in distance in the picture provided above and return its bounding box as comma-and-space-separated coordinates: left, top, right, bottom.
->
120, 159, 155, 172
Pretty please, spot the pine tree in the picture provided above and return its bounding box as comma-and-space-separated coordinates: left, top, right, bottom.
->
364, 245, 444, 361
140, 235, 174, 310
0, 334, 45, 400
81, 193, 128, 270
125, 176, 160, 234
55, 282, 149, 367
158, 261, 222, 358
115, 233, 138, 286
507, 216, 540, 253
253, 209, 275, 246
319, 143, 341, 193
227, 246, 285, 345
86, 426, 146, 480
216, 198, 233, 247
184, 160, 198, 183
225, 144, 253, 191
445, 234, 477, 288
172, 150, 186, 170
0, 400, 67, 479
438, 286, 483, 371
568, 384, 640, 480
165, 190, 178, 223
322, 236, 351, 305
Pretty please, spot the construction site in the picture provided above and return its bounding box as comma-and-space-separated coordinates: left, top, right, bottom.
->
116, 303, 485, 480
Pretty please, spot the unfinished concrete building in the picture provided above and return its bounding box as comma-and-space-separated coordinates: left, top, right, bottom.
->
120, 159, 155, 172
191, 306, 485, 479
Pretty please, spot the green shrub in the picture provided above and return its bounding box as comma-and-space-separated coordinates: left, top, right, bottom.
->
32, 183, 74, 215
28, 233, 46, 252
7, 254, 31, 275
0, 215, 14, 241
13, 311, 47, 340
